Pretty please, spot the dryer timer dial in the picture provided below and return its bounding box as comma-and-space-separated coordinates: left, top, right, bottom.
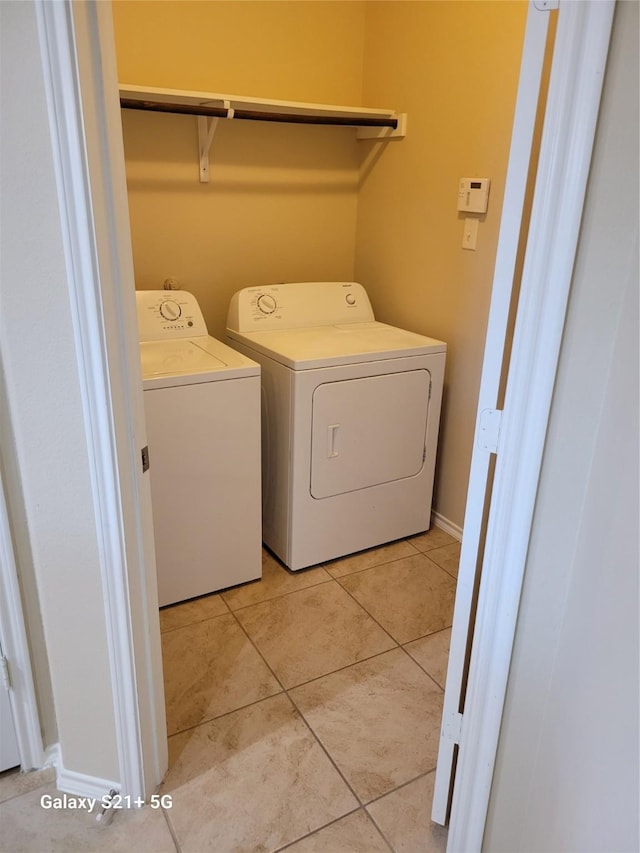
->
257, 294, 277, 314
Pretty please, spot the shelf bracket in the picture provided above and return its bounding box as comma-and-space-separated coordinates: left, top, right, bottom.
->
198, 115, 219, 183
198, 100, 235, 182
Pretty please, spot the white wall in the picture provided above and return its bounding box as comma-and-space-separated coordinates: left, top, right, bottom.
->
0, 1, 120, 782
484, 2, 639, 849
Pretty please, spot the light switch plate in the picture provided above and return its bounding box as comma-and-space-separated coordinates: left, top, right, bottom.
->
463, 218, 478, 250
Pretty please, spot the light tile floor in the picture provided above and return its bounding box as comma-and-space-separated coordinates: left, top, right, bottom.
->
0, 528, 458, 852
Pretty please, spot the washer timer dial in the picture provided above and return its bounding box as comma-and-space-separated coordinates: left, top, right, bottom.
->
159, 299, 182, 321
257, 294, 277, 314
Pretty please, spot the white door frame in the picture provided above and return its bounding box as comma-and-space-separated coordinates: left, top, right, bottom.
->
432, 0, 553, 825
445, 2, 615, 850
34, 0, 167, 797
22, 0, 615, 835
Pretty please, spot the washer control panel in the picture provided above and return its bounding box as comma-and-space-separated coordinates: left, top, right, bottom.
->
136, 290, 209, 341
227, 282, 375, 333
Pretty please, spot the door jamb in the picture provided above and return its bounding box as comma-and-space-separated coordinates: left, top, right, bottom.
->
35, 0, 167, 797
432, 0, 552, 825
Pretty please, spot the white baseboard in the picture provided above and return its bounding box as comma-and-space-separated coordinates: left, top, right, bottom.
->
431, 510, 463, 541
45, 743, 119, 798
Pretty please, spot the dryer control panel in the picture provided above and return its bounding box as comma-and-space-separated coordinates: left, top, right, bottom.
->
136, 290, 209, 341
227, 281, 375, 333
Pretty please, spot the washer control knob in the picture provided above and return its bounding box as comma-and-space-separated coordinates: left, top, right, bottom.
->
159, 299, 182, 321
257, 294, 277, 314
345, 293, 356, 306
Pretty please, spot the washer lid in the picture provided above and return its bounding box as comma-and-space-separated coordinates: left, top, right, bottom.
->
140, 335, 259, 389
227, 321, 446, 370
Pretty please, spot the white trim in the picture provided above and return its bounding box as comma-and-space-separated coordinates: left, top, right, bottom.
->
431, 511, 462, 542
35, 0, 142, 793
44, 742, 118, 799
35, 0, 166, 798
446, 2, 615, 850
0, 470, 44, 771
56, 763, 119, 801
433, 0, 552, 825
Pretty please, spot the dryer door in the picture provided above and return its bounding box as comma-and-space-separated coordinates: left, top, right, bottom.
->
310, 369, 430, 499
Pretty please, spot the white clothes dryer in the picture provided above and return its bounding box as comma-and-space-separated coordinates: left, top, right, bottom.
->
136, 290, 261, 606
226, 281, 446, 571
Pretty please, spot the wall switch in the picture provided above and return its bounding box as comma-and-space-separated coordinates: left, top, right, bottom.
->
463, 218, 478, 250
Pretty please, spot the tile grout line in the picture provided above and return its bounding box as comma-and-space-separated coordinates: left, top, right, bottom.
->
159, 606, 232, 635
322, 543, 421, 581
398, 643, 446, 693
165, 637, 438, 741
363, 769, 442, 853
275, 555, 451, 849
160, 538, 458, 850
420, 543, 462, 581
165, 607, 371, 852
2, 536, 456, 850
227, 599, 289, 692
165, 604, 291, 740
162, 575, 398, 845
332, 571, 405, 644
161, 803, 182, 853
165, 585, 399, 727
286, 687, 366, 815
223, 575, 334, 614
274, 805, 395, 853
161, 535, 457, 624
333, 553, 457, 638
164, 560, 454, 737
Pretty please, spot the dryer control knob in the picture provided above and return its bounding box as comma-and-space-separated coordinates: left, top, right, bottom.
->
345, 293, 356, 305
159, 299, 182, 321
257, 294, 277, 314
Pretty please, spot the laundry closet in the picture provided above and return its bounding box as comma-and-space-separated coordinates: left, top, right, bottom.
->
113, 1, 528, 542
111, 3, 530, 841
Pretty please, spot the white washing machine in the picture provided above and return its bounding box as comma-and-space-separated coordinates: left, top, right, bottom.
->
136, 290, 262, 606
226, 281, 446, 571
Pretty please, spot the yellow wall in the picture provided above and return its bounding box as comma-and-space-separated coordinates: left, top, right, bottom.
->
113, 1, 366, 339
356, 1, 527, 526
112, 0, 527, 530
112, 1, 366, 103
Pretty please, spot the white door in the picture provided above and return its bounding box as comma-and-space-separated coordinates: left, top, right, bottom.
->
431, 0, 555, 824
433, 0, 615, 842
0, 641, 20, 772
